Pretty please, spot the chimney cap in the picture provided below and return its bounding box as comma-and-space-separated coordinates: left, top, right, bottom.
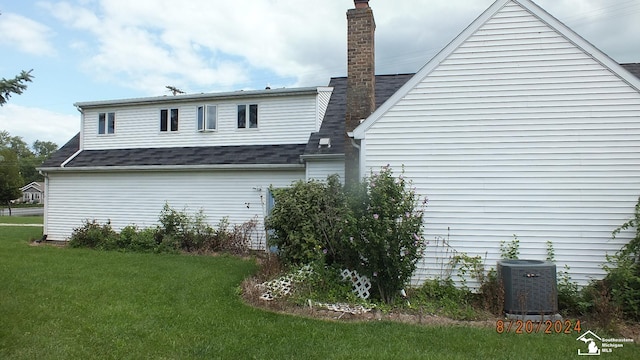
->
354, 0, 369, 9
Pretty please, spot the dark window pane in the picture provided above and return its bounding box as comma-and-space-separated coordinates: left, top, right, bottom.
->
170, 109, 178, 131
197, 106, 204, 130
249, 104, 258, 128
206, 105, 216, 130
107, 112, 115, 134
98, 113, 106, 134
237, 105, 246, 128
160, 109, 168, 131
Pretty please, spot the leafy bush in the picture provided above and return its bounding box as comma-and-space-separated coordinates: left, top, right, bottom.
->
68, 220, 118, 248
605, 196, 640, 320
349, 166, 427, 303
266, 175, 357, 267
68, 204, 255, 255
267, 167, 427, 304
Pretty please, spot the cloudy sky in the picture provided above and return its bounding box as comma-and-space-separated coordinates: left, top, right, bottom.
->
1, 0, 639, 147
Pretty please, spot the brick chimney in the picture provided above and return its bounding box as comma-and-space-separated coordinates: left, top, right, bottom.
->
345, 0, 375, 186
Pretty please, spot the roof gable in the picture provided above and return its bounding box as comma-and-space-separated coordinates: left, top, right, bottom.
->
354, 0, 640, 139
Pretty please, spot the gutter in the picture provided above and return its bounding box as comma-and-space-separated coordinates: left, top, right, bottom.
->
299, 153, 344, 161
75, 87, 322, 109
38, 163, 305, 173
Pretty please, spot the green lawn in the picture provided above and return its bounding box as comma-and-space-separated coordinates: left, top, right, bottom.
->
0, 226, 637, 359
0, 216, 43, 225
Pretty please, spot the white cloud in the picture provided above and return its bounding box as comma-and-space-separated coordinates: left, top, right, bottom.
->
0, 13, 56, 56
0, 104, 78, 147
37, 0, 640, 96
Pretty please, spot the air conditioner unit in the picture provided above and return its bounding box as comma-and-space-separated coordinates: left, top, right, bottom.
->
498, 260, 558, 314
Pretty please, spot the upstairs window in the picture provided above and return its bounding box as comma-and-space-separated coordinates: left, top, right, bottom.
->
98, 112, 115, 135
197, 105, 217, 131
237, 104, 258, 129
160, 108, 179, 132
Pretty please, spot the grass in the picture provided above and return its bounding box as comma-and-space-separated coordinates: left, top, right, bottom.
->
0, 216, 43, 225
1, 226, 637, 359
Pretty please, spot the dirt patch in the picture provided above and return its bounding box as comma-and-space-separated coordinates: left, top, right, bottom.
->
240, 276, 497, 328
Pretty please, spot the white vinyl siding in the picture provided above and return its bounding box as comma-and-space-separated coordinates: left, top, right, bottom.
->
316, 88, 333, 130
44, 169, 304, 249
360, 2, 640, 286
305, 159, 345, 182
82, 95, 319, 150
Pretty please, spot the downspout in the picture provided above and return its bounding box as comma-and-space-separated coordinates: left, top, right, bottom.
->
40, 170, 48, 242
347, 131, 361, 181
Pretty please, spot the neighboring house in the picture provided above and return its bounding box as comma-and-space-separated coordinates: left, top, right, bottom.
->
19, 182, 44, 204
41, 0, 640, 286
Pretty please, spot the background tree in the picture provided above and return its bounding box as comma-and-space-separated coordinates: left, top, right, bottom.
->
0, 131, 58, 184
33, 140, 58, 159
0, 69, 33, 106
0, 148, 23, 215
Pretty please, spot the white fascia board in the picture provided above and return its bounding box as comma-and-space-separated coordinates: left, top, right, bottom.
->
299, 154, 344, 161
38, 163, 304, 173
74, 87, 323, 109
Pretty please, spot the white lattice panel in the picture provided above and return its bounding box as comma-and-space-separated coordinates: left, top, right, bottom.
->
259, 265, 312, 301
340, 269, 371, 299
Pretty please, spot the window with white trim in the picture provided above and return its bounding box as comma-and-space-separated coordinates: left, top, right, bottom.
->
98, 112, 115, 134
160, 108, 179, 132
197, 105, 217, 131
237, 104, 258, 129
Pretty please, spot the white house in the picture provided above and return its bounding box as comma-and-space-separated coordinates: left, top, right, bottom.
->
41, 0, 640, 286
351, 0, 640, 285
19, 181, 44, 204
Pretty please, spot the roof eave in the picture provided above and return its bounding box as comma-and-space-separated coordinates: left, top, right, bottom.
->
38, 163, 305, 173
75, 87, 323, 109
300, 154, 345, 161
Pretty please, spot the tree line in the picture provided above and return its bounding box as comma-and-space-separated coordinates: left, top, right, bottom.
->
0, 131, 58, 213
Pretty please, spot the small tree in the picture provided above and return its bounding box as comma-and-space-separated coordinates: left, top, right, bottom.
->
349, 166, 427, 303
0, 149, 23, 215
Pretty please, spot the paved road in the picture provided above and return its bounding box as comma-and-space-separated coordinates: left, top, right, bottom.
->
0, 207, 44, 216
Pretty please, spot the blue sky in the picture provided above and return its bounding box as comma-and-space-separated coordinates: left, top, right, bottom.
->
1, 0, 639, 147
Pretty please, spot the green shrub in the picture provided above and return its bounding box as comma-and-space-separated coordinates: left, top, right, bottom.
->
606, 196, 640, 320
266, 167, 427, 304
349, 166, 426, 303
68, 220, 118, 248
266, 175, 357, 267
129, 227, 158, 253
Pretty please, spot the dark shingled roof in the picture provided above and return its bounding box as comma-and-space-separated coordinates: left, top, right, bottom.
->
303, 73, 414, 157
63, 143, 306, 167
40, 133, 305, 168
621, 63, 640, 80
40, 133, 80, 168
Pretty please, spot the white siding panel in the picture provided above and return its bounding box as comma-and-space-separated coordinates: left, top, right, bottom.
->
82, 95, 318, 150
317, 89, 333, 130
362, 1, 640, 286
305, 160, 345, 182
44, 169, 304, 249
